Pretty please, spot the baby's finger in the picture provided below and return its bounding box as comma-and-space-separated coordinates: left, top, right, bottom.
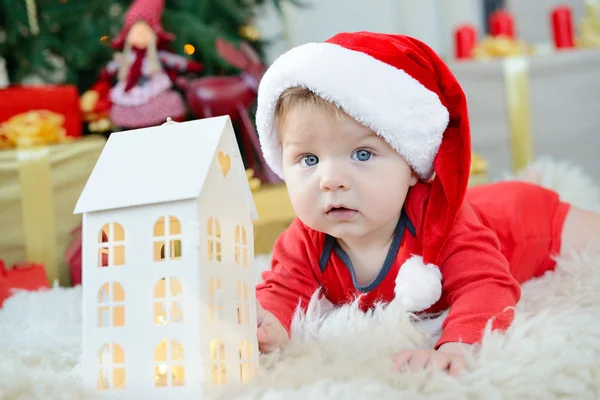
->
448, 358, 467, 377
256, 302, 266, 326
257, 326, 273, 352
427, 352, 451, 372
408, 352, 429, 372
257, 325, 267, 342
393, 350, 414, 370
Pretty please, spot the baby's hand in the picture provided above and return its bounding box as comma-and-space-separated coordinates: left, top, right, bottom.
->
256, 301, 289, 353
393, 342, 469, 377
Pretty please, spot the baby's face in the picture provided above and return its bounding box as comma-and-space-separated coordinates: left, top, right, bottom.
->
280, 105, 417, 241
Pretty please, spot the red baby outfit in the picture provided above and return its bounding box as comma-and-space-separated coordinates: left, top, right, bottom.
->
256, 180, 570, 348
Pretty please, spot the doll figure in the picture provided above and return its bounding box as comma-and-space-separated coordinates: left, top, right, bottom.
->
88, 0, 202, 129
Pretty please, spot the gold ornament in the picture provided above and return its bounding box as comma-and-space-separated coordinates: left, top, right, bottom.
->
239, 24, 261, 41
472, 35, 533, 60
183, 44, 196, 55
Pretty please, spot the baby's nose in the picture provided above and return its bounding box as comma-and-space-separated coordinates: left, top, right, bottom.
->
319, 166, 350, 191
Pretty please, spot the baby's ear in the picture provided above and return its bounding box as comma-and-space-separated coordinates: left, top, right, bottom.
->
409, 170, 419, 186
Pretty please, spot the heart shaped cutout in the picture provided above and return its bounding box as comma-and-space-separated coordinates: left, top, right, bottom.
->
218, 151, 231, 177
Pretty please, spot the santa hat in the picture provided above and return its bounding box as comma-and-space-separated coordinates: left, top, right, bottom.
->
111, 0, 175, 51
255, 32, 472, 312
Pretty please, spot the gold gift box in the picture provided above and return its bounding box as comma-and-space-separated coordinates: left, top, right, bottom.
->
0, 135, 106, 285
251, 183, 296, 255
469, 152, 489, 187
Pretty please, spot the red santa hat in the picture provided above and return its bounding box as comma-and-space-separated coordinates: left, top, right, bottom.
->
255, 32, 472, 312
111, 0, 175, 50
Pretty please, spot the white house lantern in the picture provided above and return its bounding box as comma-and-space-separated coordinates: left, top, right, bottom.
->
74, 116, 260, 398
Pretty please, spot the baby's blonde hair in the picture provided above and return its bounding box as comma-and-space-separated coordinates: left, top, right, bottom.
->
274, 86, 348, 134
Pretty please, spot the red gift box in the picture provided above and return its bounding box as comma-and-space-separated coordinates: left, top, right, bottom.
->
0, 85, 82, 138
0, 259, 50, 307
64, 225, 83, 286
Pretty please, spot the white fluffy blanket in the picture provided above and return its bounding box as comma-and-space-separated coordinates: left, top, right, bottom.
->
2, 158, 600, 400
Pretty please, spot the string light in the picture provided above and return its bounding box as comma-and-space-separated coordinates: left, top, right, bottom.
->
183, 44, 195, 55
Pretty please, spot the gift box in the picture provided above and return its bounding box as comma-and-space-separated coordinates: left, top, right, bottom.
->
448, 47, 600, 181
0, 85, 82, 138
252, 183, 296, 255
0, 259, 49, 307
0, 135, 106, 285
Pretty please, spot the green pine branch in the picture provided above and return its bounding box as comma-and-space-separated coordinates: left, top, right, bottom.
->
0, 0, 305, 91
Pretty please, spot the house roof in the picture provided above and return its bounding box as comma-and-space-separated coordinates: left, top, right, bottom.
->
74, 115, 258, 220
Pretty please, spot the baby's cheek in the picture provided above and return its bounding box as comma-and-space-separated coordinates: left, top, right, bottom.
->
287, 185, 311, 213
363, 181, 407, 215
287, 185, 319, 224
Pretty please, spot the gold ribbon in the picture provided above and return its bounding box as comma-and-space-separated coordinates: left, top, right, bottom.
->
503, 57, 533, 173
17, 147, 57, 284
578, 0, 600, 48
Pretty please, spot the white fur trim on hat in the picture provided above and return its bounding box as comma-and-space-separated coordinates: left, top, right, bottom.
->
255, 42, 450, 180
393, 255, 442, 312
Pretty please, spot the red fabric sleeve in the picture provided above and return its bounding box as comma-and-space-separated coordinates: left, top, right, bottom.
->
434, 201, 521, 349
158, 51, 204, 73
186, 60, 204, 73
256, 218, 322, 334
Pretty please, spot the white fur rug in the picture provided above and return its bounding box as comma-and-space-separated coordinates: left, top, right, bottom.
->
2, 158, 600, 400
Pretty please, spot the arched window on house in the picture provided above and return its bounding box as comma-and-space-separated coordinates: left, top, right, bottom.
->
97, 282, 125, 328
153, 277, 183, 325
98, 343, 126, 390
153, 216, 182, 261
98, 222, 125, 267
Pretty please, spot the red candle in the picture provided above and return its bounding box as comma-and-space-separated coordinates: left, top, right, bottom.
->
551, 6, 575, 49
489, 10, 515, 39
454, 24, 477, 60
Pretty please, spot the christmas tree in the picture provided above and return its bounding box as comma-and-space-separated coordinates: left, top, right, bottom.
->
0, 0, 299, 92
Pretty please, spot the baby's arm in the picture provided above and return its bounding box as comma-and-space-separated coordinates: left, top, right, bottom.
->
394, 201, 520, 376
435, 201, 521, 348
256, 218, 322, 351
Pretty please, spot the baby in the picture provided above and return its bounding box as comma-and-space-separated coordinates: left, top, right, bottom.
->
251, 32, 600, 376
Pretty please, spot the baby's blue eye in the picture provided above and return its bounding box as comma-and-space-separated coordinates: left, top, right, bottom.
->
352, 150, 372, 162
301, 154, 319, 167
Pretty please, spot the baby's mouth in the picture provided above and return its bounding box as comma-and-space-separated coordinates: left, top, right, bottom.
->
325, 206, 358, 220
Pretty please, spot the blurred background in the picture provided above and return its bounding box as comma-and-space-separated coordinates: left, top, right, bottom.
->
0, 0, 599, 296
